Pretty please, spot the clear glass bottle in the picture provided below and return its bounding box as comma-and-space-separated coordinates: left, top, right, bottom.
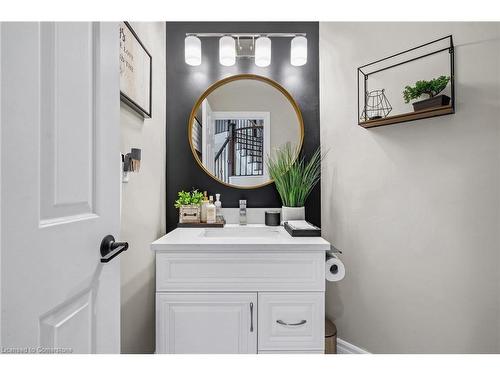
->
206, 195, 216, 224
214, 193, 222, 222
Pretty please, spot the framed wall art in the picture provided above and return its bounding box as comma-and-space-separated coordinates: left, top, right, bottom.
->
119, 21, 152, 118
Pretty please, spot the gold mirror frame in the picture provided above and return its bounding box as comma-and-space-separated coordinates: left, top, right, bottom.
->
188, 74, 305, 189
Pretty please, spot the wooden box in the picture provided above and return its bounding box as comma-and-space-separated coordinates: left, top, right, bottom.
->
178, 205, 200, 224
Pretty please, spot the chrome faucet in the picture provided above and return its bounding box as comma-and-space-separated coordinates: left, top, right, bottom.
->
239, 200, 247, 225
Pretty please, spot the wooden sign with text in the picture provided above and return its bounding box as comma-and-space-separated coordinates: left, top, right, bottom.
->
119, 22, 152, 118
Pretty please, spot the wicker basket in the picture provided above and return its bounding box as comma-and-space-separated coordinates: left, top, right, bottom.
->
179, 205, 200, 224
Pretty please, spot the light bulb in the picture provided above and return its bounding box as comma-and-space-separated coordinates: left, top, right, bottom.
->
219, 36, 236, 66
291, 36, 307, 66
185, 35, 201, 66
255, 36, 271, 67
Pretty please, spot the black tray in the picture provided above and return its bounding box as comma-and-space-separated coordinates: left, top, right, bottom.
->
177, 220, 225, 228
284, 221, 321, 237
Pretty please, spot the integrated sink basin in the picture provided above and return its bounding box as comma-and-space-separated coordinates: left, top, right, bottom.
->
203, 226, 281, 238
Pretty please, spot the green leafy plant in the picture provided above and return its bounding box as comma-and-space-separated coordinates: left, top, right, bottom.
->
403, 75, 450, 103
174, 189, 204, 208
266, 144, 323, 208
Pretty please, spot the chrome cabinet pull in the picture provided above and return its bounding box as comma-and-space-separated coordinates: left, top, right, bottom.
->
250, 302, 254, 332
276, 319, 307, 326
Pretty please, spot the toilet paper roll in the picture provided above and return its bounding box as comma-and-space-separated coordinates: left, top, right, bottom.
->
325, 253, 345, 282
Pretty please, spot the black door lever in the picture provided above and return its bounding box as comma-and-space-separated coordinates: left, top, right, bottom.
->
100, 235, 129, 263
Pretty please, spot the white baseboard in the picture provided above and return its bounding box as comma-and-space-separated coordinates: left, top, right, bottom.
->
337, 338, 370, 354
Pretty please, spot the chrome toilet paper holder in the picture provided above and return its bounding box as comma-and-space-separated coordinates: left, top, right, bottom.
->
328, 244, 342, 255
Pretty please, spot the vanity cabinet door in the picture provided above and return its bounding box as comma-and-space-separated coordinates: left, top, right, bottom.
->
156, 293, 257, 354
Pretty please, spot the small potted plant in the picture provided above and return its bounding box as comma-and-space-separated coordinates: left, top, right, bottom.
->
266, 144, 322, 223
174, 189, 204, 224
403, 75, 451, 112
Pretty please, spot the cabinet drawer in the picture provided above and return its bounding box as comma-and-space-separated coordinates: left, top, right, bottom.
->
156, 252, 325, 292
258, 292, 324, 351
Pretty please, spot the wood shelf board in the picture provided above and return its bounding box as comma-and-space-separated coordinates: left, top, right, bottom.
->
359, 105, 454, 128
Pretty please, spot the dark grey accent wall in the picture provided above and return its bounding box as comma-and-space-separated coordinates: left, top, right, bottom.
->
166, 22, 320, 232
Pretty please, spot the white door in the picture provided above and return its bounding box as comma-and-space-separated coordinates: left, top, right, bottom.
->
0, 22, 121, 353
156, 293, 257, 354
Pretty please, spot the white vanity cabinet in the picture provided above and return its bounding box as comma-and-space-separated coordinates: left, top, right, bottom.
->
152, 226, 330, 354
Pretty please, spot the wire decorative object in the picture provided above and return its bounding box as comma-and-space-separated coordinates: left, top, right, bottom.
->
360, 89, 392, 121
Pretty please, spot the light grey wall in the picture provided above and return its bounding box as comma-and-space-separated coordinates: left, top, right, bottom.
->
320, 22, 500, 353
120, 22, 166, 353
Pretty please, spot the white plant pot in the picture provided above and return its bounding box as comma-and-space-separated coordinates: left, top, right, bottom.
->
281, 206, 305, 224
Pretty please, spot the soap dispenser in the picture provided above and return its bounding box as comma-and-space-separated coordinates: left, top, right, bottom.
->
200, 191, 209, 223
206, 195, 216, 224
214, 193, 222, 221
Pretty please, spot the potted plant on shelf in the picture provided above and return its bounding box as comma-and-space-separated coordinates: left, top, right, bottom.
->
403, 75, 451, 112
174, 189, 204, 224
266, 144, 322, 223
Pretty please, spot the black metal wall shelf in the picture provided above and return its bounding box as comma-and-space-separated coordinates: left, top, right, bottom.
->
358, 35, 455, 128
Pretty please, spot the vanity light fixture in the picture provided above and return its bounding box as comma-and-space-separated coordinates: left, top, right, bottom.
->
290, 36, 307, 66
185, 33, 307, 67
219, 36, 236, 66
184, 35, 201, 66
255, 36, 271, 67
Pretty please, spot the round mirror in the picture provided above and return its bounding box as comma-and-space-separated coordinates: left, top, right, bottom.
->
188, 74, 304, 189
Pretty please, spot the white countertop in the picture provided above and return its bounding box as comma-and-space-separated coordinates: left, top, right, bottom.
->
151, 224, 331, 252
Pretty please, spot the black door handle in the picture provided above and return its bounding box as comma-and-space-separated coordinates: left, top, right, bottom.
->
100, 235, 128, 263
